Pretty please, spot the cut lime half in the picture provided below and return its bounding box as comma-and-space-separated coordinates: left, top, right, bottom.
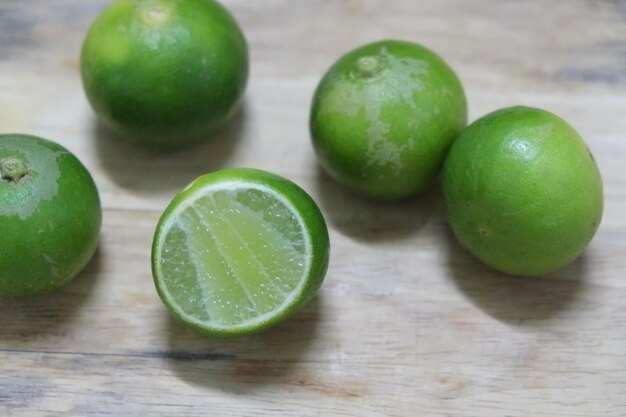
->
152, 168, 330, 337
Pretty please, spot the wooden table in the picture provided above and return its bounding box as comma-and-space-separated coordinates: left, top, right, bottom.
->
1, 1, 625, 415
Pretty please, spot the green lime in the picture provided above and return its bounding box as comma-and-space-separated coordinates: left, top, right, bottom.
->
151, 168, 330, 337
81, 0, 248, 149
310, 39, 467, 200
442, 106, 603, 276
0, 134, 102, 296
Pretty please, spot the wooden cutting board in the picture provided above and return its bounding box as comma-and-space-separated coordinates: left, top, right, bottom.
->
1, 1, 625, 415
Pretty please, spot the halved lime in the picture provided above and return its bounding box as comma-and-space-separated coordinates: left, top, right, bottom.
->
151, 168, 330, 337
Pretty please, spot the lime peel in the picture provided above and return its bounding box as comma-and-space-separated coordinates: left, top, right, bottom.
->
0, 134, 101, 296
140, 2, 174, 25
310, 39, 467, 200
81, 0, 249, 149
442, 106, 603, 276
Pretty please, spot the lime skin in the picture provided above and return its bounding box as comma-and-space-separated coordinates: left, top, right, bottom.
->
81, 0, 248, 149
0, 134, 102, 296
152, 168, 330, 337
442, 106, 604, 276
310, 39, 467, 200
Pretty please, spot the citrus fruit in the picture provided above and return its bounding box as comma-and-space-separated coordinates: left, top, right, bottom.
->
310, 39, 467, 200
442, 106, 603, 276
151, 168, 330, 337
81, 0, 248, 149
0, 134, 101, 296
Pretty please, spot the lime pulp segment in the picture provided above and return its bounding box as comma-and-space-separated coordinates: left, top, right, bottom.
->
155, 181, 312, 331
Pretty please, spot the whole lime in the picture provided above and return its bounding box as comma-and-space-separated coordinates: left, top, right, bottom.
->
442, 106, 603, 276
81, 0, 248, 149
0, 134, 102, 296
310, 39, 467, 200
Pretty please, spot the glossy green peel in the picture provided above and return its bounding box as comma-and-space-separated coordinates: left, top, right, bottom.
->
81, 0, 249, 149
0, 134, 101, 296
442, 107, 604, 276
310, 39, 467, 200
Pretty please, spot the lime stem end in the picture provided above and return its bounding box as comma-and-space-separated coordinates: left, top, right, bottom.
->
0, 156, 28, 183
353, 55, 388, 79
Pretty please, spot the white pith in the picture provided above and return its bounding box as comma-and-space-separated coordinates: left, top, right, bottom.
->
154, 179, 312, 331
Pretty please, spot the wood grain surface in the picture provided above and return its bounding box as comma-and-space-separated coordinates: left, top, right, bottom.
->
1, 0, 625, 415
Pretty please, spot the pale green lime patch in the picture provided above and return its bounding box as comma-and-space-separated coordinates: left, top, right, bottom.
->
0, 138, 64, 220
155, 181, 311, 330
378, 46, 428, 106
352, 55, 389, 80
317, 47, 430, 175
527, 122, 555, 141
507, 139, 539, 161
135, 0, 188, 51
93, 30, 130, 66
139, 1, 174, 25
316, 79, 364, 118
361, 49, 426, 173
42, 254, 61, 278
141, 22, 190, 51
364, 130, 408, 176
504, 122, 554, 162
318, 47, 427, 118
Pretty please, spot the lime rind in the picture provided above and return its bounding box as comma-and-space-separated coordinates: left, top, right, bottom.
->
310, 39, 467, 200
153, 178, 318, 336
0, 134, 102, 296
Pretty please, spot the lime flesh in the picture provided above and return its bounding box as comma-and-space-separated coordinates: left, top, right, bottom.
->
152, 168, 329, 337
